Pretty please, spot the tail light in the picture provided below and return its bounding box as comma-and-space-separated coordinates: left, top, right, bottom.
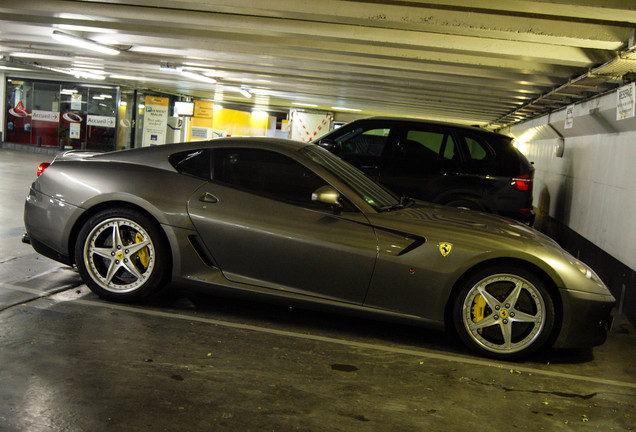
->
37, 162, 51, 176
511, 173, 533, 192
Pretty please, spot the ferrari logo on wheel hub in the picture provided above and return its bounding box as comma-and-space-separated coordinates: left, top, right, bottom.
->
500, 309, 509, 319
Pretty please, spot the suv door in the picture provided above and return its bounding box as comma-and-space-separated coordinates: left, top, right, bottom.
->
321, 121, 398, 180
377, 124, 462, 201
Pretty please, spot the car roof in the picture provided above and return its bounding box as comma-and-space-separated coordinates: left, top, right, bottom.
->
80, 137, 312, 171
347, 117, 503, 136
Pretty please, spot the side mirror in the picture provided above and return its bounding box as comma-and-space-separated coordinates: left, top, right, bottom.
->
312, 185, 342, 208
317, 139, 341, 154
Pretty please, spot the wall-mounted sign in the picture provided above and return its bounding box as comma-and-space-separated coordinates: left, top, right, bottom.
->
617, 82, 635, 120
32, 110, 60, 123
69, 123, 81, 139
194, 100, 214, 119
290, 111, 333, 142
564, 104, 575, 129
142, 96, 169, 146
71, 94, 82, 110
87, 115, 116, 128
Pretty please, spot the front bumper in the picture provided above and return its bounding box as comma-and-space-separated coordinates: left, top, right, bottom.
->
553, 289, 615, 349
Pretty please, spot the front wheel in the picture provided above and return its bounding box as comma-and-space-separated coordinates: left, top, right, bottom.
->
75, 208, 169, 302
452, 265, 555, 360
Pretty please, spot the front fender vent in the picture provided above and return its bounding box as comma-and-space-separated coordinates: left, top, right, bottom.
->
188, 235, 215, 267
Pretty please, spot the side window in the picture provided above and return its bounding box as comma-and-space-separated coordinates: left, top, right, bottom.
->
466, 137, 490, 161
394, 129, 459, 170
463, 136, 497, 174
338, 127, 390, 157
169, 149, 211, 179
212, 148, 328, 207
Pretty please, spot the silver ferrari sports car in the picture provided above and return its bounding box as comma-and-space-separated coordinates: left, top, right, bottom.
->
23, 138, 614, 359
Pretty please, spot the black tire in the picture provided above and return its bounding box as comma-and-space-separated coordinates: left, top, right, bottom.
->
452, 264, 555, 360
74, 208, 169, 302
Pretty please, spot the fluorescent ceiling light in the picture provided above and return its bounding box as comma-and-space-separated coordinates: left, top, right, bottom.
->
292, 102, 318, 108
130, 46, 181, 55
239, 88, 252, 98
179, 69, 217, 84
10, 52, 68, 61
55, 24, 117, 33
51, 30, 120, 56
331, 106, 362, 112
69, 68, 106, 80
58, 13, 95, 21
110, 74, 166, 83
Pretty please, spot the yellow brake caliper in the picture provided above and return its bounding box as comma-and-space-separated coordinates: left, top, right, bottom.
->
471, 294, 486, 334
135, 232, 150, 269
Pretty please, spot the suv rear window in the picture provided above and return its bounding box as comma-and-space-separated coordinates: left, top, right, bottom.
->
461, 133, 521, 177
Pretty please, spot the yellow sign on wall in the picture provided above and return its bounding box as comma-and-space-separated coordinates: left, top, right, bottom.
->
194, 100, 214, 119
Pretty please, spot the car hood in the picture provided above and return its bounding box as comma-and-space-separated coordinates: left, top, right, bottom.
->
366, 200, 556, 247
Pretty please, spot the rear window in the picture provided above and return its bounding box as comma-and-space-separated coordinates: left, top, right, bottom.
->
461, 133, 522, 177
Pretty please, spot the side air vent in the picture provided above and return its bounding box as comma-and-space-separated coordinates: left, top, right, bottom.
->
188, 235, 215, 267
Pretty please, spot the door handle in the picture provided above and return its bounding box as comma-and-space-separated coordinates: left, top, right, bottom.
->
199, 192, 218, 203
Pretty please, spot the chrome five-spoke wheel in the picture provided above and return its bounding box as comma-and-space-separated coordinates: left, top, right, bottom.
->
84, 217, 154, 292
453, 265, 555, 359
75, 208, 168, 301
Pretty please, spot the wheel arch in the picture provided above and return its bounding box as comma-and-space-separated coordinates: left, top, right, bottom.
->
444, 257, 563, 342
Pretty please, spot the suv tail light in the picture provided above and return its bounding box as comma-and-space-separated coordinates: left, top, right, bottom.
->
37, 162, 51, 176
511, 173, 533, 192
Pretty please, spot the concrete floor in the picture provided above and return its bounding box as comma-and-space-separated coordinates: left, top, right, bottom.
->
1, 148, 635, 431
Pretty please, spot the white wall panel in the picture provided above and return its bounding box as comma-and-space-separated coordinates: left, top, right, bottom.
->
515, 124, 636, 271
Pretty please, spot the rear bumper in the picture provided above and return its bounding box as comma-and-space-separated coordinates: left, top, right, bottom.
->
553, 289, 615, 349
24, 186, 79, 266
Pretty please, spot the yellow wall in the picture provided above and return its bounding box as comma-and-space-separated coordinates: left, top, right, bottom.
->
213, 107, 268, 137
190, 100, 269, 139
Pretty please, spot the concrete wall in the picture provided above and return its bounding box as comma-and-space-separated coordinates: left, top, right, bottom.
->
503, 91, 636, 273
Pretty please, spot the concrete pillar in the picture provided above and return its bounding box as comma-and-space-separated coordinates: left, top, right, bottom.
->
0, 72, 5, 142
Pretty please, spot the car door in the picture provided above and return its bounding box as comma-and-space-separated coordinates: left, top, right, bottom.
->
186, 147, 378, 304
326, 121, 398, 180
378, 124, 463, 201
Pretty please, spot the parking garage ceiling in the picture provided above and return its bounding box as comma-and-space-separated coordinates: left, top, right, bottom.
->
1, 0, 636, 128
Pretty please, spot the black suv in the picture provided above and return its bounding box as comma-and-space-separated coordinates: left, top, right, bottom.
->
317, 117, 535, 224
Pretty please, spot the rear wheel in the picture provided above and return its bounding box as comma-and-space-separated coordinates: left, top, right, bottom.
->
452, 265, 555, 360
75, 208, 169, 302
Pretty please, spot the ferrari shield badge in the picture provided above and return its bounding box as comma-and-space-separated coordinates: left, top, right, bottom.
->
439, 242, 453, 257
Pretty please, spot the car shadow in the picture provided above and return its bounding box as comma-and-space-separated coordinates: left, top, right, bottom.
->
136, 283, 599, 366
144, 283, 470, 354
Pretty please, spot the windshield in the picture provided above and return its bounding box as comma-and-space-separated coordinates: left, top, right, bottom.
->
299, 145, 400, 211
